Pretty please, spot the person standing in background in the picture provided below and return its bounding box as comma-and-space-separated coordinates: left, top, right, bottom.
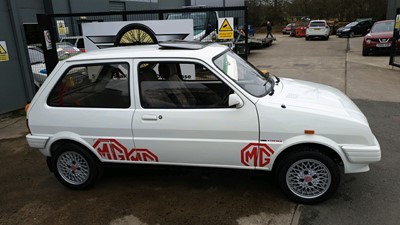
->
266, 21, 274, 39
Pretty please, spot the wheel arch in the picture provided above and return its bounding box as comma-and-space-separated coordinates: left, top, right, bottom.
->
271, 142, 344, 171
46, 132, 102, 162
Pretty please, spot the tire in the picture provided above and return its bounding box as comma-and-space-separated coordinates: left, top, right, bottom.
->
114, 23, 158, 47
305, 37, 309, 41
349, 32, 354, 38
52, 143, 102, 189
276, 147, 340, 204
362, 48, 368, 56
326, 36, 329, 40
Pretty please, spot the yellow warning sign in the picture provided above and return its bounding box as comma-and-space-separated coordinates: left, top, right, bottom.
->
219, 19, 233, 31
218, 17, 234, 40
0, 41, 9, 62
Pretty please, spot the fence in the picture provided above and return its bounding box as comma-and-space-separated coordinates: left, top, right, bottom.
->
36, 6, 248, 81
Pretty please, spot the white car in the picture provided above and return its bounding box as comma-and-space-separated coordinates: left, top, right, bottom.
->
306, 20, 330, 40
25, 41, 380, 204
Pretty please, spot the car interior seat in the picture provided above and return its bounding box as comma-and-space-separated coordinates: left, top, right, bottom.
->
157, 63, 196, 107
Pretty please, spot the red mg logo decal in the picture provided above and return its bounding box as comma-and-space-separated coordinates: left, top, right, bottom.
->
241, 143, 274, 167
93, 139, 159, 162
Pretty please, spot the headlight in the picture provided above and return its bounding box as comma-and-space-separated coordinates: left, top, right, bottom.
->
343, 29, 350, 32
365, 39, 371, 44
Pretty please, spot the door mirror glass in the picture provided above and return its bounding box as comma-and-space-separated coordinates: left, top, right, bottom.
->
228, 93, 244, 108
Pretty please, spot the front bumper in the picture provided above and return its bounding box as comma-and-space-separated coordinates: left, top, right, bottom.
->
339, 136, 381, 173
342, 144, 381, 164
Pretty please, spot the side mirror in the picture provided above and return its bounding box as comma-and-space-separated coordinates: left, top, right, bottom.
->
367, 28, 371, 32
229, 93, 244, 108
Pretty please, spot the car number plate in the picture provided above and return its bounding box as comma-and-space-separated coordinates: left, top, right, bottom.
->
314, 28, 320, 30
376, 43, 391, 47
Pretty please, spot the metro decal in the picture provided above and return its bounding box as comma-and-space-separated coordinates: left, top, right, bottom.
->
241, 143, 274, 167
93, 139, 158, 162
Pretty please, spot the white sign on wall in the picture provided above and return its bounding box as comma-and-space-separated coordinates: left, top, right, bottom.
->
82, 20, 194, 51
0, 41, 9, 62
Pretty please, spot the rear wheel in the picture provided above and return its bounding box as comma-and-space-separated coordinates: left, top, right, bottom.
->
305, 36, 309, 41
349, 32, 354, 38
276, 147, 340, 204
52, 143, 102, 189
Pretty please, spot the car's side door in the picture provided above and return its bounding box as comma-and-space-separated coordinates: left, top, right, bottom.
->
132, 59, 259, 168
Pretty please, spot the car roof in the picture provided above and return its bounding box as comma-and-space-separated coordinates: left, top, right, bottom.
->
375, 20, 394, 24
66, 43, 229, 62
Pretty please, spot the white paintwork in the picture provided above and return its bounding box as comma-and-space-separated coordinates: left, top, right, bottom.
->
306, 20, 330, 38
26, 43, 381, 175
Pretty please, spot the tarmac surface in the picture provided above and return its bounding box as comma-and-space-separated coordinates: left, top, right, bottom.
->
0, 34, 399, 225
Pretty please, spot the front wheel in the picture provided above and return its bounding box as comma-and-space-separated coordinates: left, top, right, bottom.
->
362, 48, 369, 56
276, 148, 340, 204
52, 143, 102, 189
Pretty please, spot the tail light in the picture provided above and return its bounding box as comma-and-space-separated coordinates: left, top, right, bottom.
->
25, 103, 32, 134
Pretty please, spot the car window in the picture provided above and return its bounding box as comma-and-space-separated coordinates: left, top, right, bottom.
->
138, 62, 233, 109
310, 22, 326, 27
61, 39, 76, 46
345, 22, 358, 27
213, 50, 271, 97
371, 21, 395, 33
47, 63, 130, 108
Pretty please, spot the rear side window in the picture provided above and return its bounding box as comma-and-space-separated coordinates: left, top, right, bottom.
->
47, 63, 130, 108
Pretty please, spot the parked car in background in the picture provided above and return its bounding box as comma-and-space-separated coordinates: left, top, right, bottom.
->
363, 20, 397, 56
27, 46, 47, 88
306, 20, 330, 40
56, 42, 81, 55
336, 19, 375, 38
28, 45, 70, 88
282, 23, 296, 35
295, 25, 307, 37
60, 36, 85, 52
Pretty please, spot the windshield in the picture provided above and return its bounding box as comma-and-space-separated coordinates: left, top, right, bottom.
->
345, 22, 358, 28
167, 12, 207, 35
371, 21, 395, 33
213, 50, 273, 97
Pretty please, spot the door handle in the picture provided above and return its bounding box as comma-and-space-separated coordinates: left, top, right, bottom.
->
142, 114, 158, 121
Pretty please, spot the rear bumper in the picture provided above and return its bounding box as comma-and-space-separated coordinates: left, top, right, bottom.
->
26, 134, 49, 149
